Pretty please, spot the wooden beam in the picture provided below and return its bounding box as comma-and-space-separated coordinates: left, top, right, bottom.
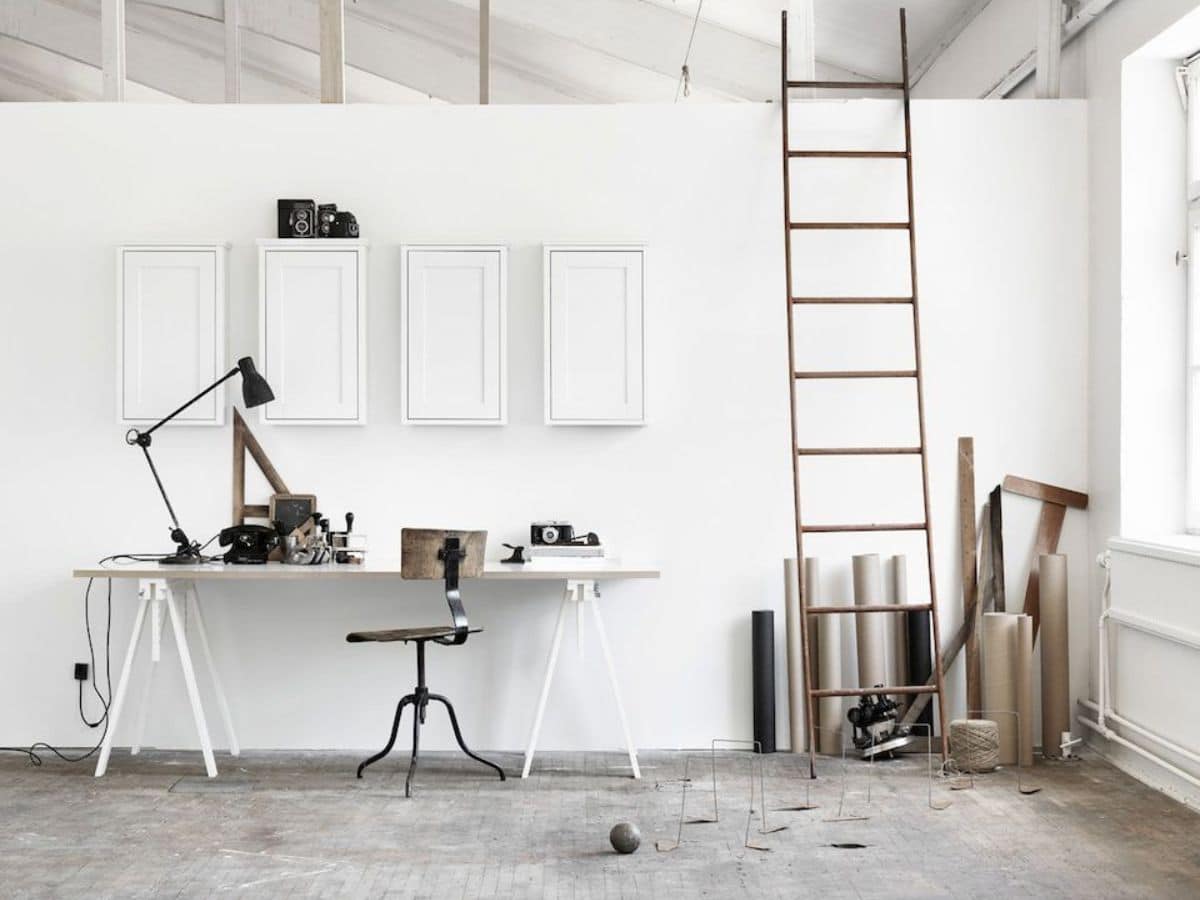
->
1023, 501, 1067, 639
787, 1, 815, 85
1002, 474, 1088, 509
985, 0, 1120, 99
911, 0, 995, 86
319, 0, 345, 103
224, 0, 240, 102
957, 438, 981, 716
988, 485, 1006, 612
479, 0, 490, 104
1035, 0, 1063, 98
101, 0, 125, 101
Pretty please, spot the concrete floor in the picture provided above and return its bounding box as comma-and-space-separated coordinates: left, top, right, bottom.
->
1, 748, 1198, 898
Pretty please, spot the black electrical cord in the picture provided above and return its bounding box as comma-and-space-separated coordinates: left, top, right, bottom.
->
0, 532, 223, 772
0, 533, 220, 767
0, 579, 113, 765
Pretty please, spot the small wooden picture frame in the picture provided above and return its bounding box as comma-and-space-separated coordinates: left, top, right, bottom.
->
269, 493, 317, 536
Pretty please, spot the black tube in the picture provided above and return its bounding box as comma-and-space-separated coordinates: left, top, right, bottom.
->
906, 609, 933, 730
752, 610, 776, 753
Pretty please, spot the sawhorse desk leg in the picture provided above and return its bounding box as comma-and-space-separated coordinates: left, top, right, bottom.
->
521, 580, 640, 780
95, 579, 237, 778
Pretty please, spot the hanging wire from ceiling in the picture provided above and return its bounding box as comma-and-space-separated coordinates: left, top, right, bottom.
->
673, 0, 706, 102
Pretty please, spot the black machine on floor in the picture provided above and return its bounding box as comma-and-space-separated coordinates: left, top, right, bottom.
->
847, 689, 915, 760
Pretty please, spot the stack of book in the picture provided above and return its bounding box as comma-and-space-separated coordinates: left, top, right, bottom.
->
526, 543, 605, 559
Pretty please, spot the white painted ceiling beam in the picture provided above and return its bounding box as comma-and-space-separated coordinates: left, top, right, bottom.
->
223, 0, 238, 102
911, 0, 995, 86
479, 0, 489, 104
0, 0, 439, 103
101, 0, 126, 100
0, 0, 993, 104
985, 0, 1121, 98
318, 0, 344, 103
0, 32, 182, 100
1035, 0, 1063, 99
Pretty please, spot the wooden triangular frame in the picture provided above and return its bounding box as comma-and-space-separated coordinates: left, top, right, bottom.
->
232, 408, 290, 525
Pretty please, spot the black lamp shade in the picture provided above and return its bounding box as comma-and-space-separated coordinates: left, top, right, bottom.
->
237, 357, 275, 408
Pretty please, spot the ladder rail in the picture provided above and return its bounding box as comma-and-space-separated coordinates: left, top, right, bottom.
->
781, 8, 950, 769
779, 10, 820, 780
900, 9, 951, 762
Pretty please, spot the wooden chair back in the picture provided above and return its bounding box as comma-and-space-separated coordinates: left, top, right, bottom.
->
400, 528, 487, 580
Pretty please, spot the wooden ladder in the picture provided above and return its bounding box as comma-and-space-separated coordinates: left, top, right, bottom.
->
780, 8, 950, 776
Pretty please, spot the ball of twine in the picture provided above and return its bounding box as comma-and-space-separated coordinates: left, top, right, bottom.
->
950, 718, 1000, 772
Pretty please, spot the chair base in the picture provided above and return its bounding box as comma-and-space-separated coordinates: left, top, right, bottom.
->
356, 640, 506, 797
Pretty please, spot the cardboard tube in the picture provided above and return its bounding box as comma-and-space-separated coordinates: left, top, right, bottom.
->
1040, 553, 1070, 758
982, 612, 1019, 765
814, 562, 842, 755
1015, 614, 1034, 768
890, 555, 909, 713
783, 558, 805, 752
853, 554, 887, 689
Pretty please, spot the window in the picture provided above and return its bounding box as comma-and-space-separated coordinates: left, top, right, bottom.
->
1187, 57, 1200, 531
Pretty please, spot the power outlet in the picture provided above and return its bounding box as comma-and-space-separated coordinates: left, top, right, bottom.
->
73, 662, 89, 681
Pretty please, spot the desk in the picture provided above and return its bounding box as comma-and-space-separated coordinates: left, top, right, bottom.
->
71, 560, 659, 779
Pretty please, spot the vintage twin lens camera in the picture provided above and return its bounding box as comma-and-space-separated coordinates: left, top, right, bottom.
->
277, 199, 316, 238
278, 199, 360, 239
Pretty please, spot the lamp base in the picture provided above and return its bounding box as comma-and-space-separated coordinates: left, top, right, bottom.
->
158, 546, 204, 566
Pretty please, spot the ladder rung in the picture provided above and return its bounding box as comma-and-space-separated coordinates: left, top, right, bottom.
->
798, 446, 922, 456
787, 150, 908, 159
794, 369, 916, 379
790, 221, 909, 230
792, 296, 913, 305
787, 80, 906, 91
807, 603, 932, 615
803, 522, 926, 533
811, 685, 938, 698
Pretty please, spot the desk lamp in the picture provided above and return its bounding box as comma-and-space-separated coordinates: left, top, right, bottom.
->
126, 357, 274, 565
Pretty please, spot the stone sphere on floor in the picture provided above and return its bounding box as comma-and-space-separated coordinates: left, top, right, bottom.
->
609, 822, 641, 854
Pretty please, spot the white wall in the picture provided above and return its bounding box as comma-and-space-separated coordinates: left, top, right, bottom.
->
917, 0, 1200, 801
0, 101, 1086, 756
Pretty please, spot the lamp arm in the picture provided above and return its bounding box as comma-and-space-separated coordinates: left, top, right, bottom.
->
139, 443, 184, 536
139, 365, 239, 440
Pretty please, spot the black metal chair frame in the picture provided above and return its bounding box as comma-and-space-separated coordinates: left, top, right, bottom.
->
353, 536, 506, 797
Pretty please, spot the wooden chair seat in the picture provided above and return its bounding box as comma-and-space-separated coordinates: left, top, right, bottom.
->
346, 626, 483, 644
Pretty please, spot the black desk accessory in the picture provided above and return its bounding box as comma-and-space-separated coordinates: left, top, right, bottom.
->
218, 523, 279, 564
125, 356, 274, 565
501, 543, 526, 564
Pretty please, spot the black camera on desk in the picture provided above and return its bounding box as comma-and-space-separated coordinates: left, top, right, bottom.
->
530, 522, 600, 546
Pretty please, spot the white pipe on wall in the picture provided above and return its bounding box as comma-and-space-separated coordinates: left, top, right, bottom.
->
1083, 550, 1200, 795
1077, 712, 1200, 792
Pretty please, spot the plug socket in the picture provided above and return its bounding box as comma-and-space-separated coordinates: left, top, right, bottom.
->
73, 662, 89, 681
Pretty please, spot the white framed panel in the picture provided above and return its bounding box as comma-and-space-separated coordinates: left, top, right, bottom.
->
402, 245, 507, 425
258, 239, 367, 425
117, 244, 226, 426
544, 244, 645, 425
